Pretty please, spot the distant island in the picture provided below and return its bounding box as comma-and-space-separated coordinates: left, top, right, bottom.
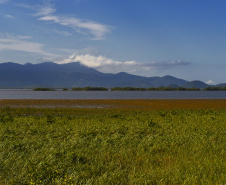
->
33, 88, 56, 91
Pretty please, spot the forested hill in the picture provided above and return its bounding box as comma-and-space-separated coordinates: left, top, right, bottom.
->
0, 62, 220, 88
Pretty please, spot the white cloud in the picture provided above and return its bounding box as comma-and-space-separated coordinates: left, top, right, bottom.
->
56, 54, 190, 75
4, 14, 14, 18
147, 60, 190, 69
4, 34, 31, 40
0, 0, 9, 4
0, 34, 53, 57
19, 1, 110, 39
17, 3, 33, 9
39, 15, 110, 40
206, 80, 215, 85
0, 38, 44, 54
58, 54, 112, 67
35, 3, 56, 16
18, 1, 56, 16
52, 29, 71, 36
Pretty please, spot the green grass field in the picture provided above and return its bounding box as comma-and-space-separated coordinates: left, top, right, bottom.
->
0, 106, 225, 184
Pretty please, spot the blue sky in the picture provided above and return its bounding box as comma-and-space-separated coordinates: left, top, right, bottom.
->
0, 0, 226, 84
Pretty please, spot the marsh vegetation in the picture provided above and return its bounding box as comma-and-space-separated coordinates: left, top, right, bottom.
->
0, 106, 225, 184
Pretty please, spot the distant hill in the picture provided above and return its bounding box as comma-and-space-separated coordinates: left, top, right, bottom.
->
0, 62, 102, 88
0, 62, 224, 88
183, 80, 210, 89
216, 83, 226, 87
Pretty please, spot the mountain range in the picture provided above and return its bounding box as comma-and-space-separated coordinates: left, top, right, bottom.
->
0, 62, 224, 88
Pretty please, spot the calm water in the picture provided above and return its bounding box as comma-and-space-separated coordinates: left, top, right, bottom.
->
0, 90, 226, 99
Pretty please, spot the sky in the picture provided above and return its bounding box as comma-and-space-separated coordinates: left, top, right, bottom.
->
0, 0, 226, 84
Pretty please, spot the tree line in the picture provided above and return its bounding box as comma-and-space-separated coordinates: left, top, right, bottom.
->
33, 86, 226, 91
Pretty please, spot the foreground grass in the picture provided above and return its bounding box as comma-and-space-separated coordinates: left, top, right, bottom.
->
0, 107, 225, 184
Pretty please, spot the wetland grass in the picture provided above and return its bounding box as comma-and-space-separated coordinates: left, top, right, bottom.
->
0, 101, 225, 184
1, 99, 226, 109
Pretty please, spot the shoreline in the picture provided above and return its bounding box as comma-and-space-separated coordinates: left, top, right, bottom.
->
1, 99, 226, 109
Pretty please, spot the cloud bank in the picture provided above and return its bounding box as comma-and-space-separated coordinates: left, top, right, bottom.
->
57, 54, 190, 75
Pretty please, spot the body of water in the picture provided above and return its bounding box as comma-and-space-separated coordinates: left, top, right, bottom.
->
0, 90, 226, 99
